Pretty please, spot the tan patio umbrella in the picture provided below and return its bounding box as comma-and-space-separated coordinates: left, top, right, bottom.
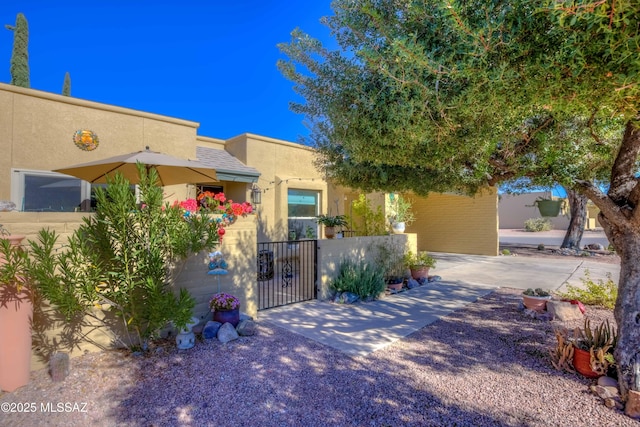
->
53, 147, 218, 186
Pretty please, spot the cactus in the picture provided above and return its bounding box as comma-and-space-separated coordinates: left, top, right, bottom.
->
572, 318, 617, 375
550, 328, 576, 373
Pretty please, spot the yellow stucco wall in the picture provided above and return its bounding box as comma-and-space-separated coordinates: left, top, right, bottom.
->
0, 83, 199, 202
408, 188, 499, 256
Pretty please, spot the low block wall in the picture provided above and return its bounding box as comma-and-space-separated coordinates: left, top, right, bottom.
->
316, 234, 417, 300
0, 212, 257, 371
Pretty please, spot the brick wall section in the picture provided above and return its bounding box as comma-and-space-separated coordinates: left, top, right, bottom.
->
408, 189, 498, 256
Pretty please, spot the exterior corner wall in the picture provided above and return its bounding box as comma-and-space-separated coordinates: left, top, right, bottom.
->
409, 189, 498, 256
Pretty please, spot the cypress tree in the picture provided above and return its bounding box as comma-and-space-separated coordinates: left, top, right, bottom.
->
62, 72, 71, 96
5, 13, 30, 88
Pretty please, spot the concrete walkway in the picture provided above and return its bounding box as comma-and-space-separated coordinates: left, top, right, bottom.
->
258, 253, 620, 357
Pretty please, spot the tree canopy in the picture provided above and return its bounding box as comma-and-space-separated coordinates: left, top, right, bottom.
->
5, 13, 30, 88
279, 0, 640, 404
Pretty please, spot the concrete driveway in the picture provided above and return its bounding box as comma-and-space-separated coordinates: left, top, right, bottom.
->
258, 252, 620, 356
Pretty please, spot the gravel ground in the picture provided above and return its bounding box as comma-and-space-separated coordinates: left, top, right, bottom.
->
1, 286, 637, 427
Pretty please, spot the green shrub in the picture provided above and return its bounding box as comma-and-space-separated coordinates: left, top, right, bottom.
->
330, 260, 386, 300
524, 217, 553, 232
501, 249, 511, 256
349, 194, 387, 236
557, 269, 618, 309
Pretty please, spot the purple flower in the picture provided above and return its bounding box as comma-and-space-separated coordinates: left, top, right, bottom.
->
209, 292, 240, 311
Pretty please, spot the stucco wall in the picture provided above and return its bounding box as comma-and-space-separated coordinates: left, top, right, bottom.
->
1, 212, 257, 371
408, 189, 499, 256
498, 191, 570, 230
316, 234, 417, 300
0, 83, 199, 202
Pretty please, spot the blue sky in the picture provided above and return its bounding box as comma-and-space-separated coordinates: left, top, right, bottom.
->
1, 1, 334, 143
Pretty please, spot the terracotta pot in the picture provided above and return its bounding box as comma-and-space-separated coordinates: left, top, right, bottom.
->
410, 267, 430, 280
522, 295, 551, 312
324, 226, 336, 239
573, 347, 601, 379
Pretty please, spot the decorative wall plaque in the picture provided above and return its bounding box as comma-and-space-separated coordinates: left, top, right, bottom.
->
73, 129, 99, 151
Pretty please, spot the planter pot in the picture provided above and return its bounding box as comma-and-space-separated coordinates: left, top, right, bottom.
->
536, 200, 562, 217
324, 226, 336, 239
387, 278, 404, 292
410, 267, 430, 280
0, 289, 33, 392
522, 294, 552, 312
213, 307, 240, 327
391, 222, 406, 234
573, 347, 601, 379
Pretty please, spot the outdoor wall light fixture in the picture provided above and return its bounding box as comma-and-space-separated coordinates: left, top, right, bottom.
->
251, 185, 262, 205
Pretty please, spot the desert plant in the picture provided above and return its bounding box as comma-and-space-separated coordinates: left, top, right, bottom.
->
522, 288, 551, 297
349, 194, 386, 236
329, 259, 386, 300
315, 214, 348, 227
403, 251, 436, 270
524, 217, 553, 232
28, 165, 223, 349
557, 270, 617, 309
372, 240, 407, 282
571, 318, 617, 376
388, 194, 415, 226
550, 328, 576, 373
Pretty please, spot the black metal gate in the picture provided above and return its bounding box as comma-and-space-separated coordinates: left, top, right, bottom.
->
257, 240, 317, 310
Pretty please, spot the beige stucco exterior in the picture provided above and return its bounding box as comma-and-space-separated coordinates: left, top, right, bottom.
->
0, 83, 502, 371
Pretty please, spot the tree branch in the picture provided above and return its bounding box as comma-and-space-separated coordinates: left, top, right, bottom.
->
576, 180, 631, 227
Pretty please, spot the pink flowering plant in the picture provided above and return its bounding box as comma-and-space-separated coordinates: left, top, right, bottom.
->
209, 292, 240, 311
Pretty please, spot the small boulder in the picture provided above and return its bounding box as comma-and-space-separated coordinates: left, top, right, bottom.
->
626, 390, 640, 419
217, 322, 239, 343
239, 312, 254, 322
340, 292, 359, 304
202, 321, 222, 340
547, 300, 583, 321
236, 319, 257, 336
417, 277, 428, 286
598, 376, 618, 388
407, 278, 420, 289
428, 275, 442, 282
49, 352, 70, 382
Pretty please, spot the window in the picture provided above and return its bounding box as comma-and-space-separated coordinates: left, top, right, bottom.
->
287, 189, 319, 239
11, 169, 91, 212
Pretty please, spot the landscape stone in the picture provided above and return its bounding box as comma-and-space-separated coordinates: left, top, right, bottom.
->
407, 278, 420, 289
341, 292, 359, 304
584, 243, 605, 251
428, 275, 442, 282
547, 300, 583, 321
236, 319, 257, 336
217, 322, 239, 343
240, 312, 254, 322
417, 277, 428, 286
625, 390, 640, 418
49, 352, 70, 382
192, 323, 204, 335
597, 376, 618, 388
593, 385, 620, 401
202, 321, 222, 340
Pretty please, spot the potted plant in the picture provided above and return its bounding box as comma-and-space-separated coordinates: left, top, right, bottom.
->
531, 197, 565, 217
388, 194, 415, 234
0, 224, 32, 392
316, 214, 348, 239
522, 288, 552, 312
571, 318, 616, 378
209, 292, 241, 327
403, 251, 436, 280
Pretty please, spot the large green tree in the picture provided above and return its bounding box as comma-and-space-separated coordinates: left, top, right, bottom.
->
279, 0, 640, 403
5, 12, 30, 88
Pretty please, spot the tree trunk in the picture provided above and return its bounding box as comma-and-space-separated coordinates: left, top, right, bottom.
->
561, 187, 588, 249
611, 227, 640, 401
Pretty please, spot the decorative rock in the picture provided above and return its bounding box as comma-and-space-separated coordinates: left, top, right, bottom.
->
240, 312, 254, 322
523, 308, 552, 321
202, 321, 222, 340
547, 300, 583, 321
598, 376, 618, 388
176, 330, 195, 349
585, 243, 605, 251
49, 352, 70, 382
236, 319, 257, 336
217, 322, 239, 343
517, 300, 526, 311
428, 275, 442, 282
340, 292, 359, 304
407, 278, 420, 289
594, 385, 620, 401
625, 390, 640, 418
192, 323, 204, 335
417, 277, 428, 286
